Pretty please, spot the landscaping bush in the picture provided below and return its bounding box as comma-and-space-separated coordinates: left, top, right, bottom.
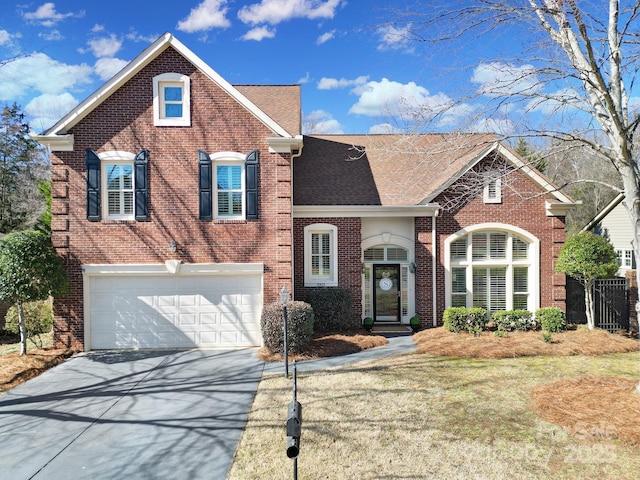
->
536, 307, 567, 333
4, 299, 53, 348
492, 310, 538, 332
443, 307, 488, 334
305, 287, 353, 332
261, 301, 314, 354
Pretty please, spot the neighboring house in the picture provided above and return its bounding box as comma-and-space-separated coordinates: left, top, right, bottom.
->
583, 193, 635, 276
32, 33, 577, 351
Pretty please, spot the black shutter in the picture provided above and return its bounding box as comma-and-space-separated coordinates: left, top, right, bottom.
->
245, 149, 259, 220
86, 149, 101, 222
134, 149, 149, 221
198, 150, 212, 220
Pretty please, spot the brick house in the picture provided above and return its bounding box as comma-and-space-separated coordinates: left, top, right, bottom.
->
32, 33, 576, 351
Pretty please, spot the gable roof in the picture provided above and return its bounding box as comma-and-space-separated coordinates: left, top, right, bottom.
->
235, 85, 301, 137
583, 192, 625, 231
32, 33, 299, 150
294, 134, 575, 210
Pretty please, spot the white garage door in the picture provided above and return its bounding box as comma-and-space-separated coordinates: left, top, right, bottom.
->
87, 272, 263, 349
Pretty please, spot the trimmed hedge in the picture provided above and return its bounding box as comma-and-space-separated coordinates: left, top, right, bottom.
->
261, 301, 314, 354
492, 310, 538, 332
536, 307, 567, 333
305, 287, 353, 333
443, 307, 488, 334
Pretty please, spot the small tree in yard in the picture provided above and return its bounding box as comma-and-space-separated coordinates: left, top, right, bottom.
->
555, 232, 618, 330
0, 230, 68, 354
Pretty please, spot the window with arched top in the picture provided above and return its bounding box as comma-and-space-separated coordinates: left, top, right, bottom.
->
446, 227, 539, 315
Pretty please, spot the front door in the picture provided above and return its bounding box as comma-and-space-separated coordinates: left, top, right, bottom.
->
373, 264, 400, 322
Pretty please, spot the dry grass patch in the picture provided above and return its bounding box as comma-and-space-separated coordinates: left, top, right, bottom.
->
532, 375, 640, 445
257, 331, 388, 362
414, 327, 639, 358
229, 351, 640, 480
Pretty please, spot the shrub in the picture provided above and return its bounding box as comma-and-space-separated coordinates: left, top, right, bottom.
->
261, 301, 314, 354
5, 299, 53, 348
536, 307, 567, 333
492, 310, 538, 332
443, 307, 488, 334
542, 331, 554, 343
306, 288, 353, 333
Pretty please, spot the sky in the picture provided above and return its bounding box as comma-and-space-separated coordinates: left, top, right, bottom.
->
0, 1, 626, 137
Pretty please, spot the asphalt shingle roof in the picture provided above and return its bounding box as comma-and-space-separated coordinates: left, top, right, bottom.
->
294, 133, 498, 206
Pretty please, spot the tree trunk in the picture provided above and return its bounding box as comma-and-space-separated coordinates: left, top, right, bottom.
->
584, 281, 596, 330
17, 301, 27, 355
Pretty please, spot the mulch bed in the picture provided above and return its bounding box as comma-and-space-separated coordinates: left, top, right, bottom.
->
531, 375, 640, 445
0, 348, 75, 393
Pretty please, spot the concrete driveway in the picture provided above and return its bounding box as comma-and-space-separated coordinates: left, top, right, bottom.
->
0, 348, 265, 480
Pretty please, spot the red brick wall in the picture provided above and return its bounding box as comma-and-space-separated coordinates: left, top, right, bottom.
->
415, 217, 435, 326
50, 47, 293, 349
293, 217, 362, 327
432, 157, 567, 325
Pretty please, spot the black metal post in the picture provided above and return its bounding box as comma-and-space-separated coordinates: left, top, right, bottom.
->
292, 361, 298, 480
283, 304, 289, 378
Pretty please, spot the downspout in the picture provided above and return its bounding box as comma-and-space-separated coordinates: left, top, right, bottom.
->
432, 213, 438, 327
289, 140, 304, 301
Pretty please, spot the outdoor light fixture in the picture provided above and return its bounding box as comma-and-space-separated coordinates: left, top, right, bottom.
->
410, 262, 417, 273
169, 240, 177, 253
280, 286, 290, 378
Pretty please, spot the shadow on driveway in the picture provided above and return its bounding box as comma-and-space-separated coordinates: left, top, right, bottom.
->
0, 348, 264, 480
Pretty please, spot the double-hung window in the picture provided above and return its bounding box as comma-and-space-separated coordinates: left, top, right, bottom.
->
211, 152, 246, 219
105, 163, 134, 219
153, 73, 191, 126
304, 224, 338, 286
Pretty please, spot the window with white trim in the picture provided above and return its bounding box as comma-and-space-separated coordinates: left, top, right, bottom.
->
212, 152, 245, 219
449, 231, 531, 315
100, 151, 136, 220
304, 224, 338, 286
153, 73, 191, 126
615, 249, 634, 269
483, 171, 502, 203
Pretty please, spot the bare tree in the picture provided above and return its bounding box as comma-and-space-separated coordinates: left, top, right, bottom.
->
384, 1, 640, 392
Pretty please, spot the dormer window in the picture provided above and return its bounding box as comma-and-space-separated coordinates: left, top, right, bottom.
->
153, 73, 191, 126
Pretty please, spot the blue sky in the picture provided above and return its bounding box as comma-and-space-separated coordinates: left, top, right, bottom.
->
0, 1, 614, 137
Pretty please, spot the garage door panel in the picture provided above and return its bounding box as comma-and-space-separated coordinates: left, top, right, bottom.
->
89, 273, 262, 349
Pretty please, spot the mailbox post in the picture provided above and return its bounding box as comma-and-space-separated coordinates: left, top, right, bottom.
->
286, 361, 301, 479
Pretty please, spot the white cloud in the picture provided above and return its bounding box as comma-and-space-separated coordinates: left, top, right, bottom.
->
0, 30, 13, 46
241, 26, 276, 41
349, 78, 453, 117
471, 117, 515, 136
87, 34, 122, 58
23, 3, 83, 27
238, 0, 343, 26
39, 29, 63, 41
316, 30, 335, 45
125, 30, 158, 43
25, 92, 79, 132
376, 25, 412, 51
298, 72, 311, 84
318, 75, 368, 90
303, 109, 343, 134
92, 24, 105, 33
94, 57, 129, 81
0, 53, 93, 100
369, 123, 402, 134
177, 0, 231, 33
471, 62, 541, 97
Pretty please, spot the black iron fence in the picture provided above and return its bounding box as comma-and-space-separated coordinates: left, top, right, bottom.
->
566, 277, 630, 332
